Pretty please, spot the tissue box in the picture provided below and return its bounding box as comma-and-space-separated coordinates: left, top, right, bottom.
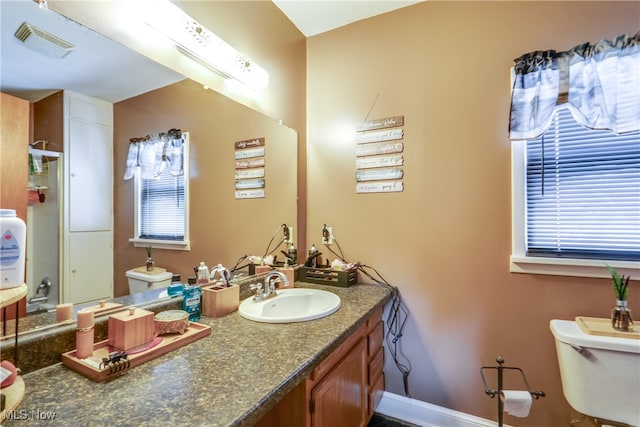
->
108, 308, 155, 351
202, 284, 239, 318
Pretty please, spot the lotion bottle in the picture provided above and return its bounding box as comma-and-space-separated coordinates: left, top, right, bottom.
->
0, 209, 26, 288
196, 262, 209, 284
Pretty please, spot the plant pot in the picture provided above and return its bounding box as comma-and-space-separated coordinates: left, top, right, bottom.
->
611, 300, 634, 332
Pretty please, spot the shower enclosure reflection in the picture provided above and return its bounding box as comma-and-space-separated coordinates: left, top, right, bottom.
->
26, 147, 61, 314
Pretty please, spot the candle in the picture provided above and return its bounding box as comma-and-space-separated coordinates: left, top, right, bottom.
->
76, 308, 95, 359
55, 303, 73, 323
76, 308, 94, 329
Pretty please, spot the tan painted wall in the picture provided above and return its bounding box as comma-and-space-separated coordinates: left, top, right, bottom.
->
113, 80, 298, 296
306, 2, 639, 425
48, 0, 309, 260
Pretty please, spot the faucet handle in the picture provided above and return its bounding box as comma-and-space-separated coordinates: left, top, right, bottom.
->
250, 283, 264, 301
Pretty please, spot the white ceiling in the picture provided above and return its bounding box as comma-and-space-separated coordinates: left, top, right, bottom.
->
272, 0, 424, 37
1, 0, 422, 103
0, 0, 185, 103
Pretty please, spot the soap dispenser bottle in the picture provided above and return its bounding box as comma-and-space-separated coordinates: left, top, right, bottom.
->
196, 262, 209, 284
182, 276, 202, 321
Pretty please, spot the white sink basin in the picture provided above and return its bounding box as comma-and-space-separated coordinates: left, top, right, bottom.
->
238, 288, 341, 323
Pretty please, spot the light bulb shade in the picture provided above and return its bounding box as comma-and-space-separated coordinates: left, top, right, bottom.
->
146, 1, 269, 91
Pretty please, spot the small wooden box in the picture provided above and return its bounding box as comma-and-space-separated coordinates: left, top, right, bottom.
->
202, 284, 239, 318
108, 308, 155, 351
298, 267, 358, 287
254, 265, 272, 274
277, 267, 295, 287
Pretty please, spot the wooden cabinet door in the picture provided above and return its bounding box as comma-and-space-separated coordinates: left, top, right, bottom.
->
310, 337, 367, 427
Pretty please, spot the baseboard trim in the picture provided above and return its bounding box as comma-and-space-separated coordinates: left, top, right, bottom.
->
375, 392, 511, 427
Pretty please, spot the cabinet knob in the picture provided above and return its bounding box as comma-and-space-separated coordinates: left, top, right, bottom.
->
72, 269, 77, 273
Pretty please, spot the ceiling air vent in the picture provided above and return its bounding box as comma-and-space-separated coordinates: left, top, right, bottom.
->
14, 22, 75, 58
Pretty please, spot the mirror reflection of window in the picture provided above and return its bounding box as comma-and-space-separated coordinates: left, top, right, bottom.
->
129, 133, 190, 250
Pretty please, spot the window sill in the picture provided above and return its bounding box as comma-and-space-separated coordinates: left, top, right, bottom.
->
129, 238, 190, 251
510, 255, 639, 279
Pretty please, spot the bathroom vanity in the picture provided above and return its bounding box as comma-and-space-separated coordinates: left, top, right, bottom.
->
254, 303, 385, 427
2, 282, 390, 426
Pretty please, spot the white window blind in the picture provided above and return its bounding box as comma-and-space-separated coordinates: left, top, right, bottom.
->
138, 170, 185, 240
131, 132, 189, 249
525, 106, 640, 261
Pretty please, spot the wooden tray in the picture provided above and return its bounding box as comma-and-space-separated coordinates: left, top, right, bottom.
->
133, 266, 166, 274
83, 301, 124, 317
0, 376, 25, 422
576, 316, 639, 340
61, 322, 211, 382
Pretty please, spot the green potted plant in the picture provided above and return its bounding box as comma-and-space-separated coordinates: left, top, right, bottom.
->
607, 265, 633, 332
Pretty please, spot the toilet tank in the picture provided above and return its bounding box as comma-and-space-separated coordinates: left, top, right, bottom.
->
126, 269, 172, 294
550, 319, 640, 427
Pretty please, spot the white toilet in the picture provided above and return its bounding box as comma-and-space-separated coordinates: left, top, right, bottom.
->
126, 269, 172, 294
550, 319, 640, 426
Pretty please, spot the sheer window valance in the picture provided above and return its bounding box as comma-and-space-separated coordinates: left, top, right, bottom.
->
509, 32, 640, 140
124, 128, 184, 180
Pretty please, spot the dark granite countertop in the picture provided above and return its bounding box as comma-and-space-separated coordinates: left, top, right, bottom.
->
4, 282, 391, 426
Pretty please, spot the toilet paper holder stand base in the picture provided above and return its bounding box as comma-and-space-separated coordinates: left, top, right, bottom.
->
480, 356, 545, 426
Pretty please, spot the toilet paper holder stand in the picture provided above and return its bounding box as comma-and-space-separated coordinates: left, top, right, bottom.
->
480, 356, 545, 426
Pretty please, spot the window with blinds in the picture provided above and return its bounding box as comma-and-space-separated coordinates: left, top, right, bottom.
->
525, 106, 640, 261
131, 132, 189, 249
138, 170, 185, 240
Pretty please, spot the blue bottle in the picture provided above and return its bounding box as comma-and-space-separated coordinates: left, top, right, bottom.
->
167, 274, 184, 297
182, 276, 201, 321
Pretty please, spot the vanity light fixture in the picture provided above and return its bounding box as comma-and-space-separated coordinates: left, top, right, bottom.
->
145, 1, 269, 91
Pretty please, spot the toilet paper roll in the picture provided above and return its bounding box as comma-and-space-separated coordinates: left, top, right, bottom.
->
501, 390, 532, 417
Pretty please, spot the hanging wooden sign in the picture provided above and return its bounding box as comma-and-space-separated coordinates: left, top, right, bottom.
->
356, 128, 403, 144
355, 112, 405, 194
235, 158, 265, 169
356, 168, 404, 182
357, 115, 404, 132
234, 147, 265, 160
234, 136, 266, 199
235, 179, 265, 190
234, 137, 265, 150
356, 181, 404, 193
234, 168, 265, 180
356, 141, 404, 157
356, 155, 404, 169
235, 189, 265, 199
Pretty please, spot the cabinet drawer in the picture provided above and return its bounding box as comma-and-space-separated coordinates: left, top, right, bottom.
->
367, 307, 383, 332
368, 320, 383, 357
368, 372, 385, 417
311, 321, 366, 382
368, 347, 384, 384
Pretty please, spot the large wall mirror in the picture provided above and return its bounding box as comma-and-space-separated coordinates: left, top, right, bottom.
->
1, 0, 297, 337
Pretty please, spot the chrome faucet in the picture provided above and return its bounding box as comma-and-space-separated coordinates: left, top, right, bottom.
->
210, 264, 231, 286
251, 270, 290, 302
37, 276, 51, 296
